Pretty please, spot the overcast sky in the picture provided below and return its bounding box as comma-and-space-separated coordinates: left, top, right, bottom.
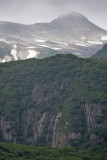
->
0, 0, 107, 30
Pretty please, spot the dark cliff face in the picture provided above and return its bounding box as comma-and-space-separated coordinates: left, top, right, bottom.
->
0, 54, 107, 148
0, 103, 106, 148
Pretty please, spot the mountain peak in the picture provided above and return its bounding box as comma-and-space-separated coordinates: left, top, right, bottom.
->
56, 11, 87, 21
51, 11, 88, 25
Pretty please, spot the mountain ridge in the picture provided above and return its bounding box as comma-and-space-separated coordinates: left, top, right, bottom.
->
0, 12, 107, 62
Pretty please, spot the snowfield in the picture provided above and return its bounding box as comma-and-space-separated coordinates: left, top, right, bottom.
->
27, 50, 39, 59
2, 59, 6, 63
38, 44, 49, 48
14, 44, 17, 49
81, 35, 86, 40
11, 49, 18, 60
51, 41, 68, 46
0, 38, 9, 44
27, 47, 36, 49
35, 39, 46, 43
38, 44, 61, 50
101, 36, 107, 40
52, 48, 61, 50
74, 52, 83, 56
87, 41, 103, 45
75, 43, 87, 47
11, 44, 18, 60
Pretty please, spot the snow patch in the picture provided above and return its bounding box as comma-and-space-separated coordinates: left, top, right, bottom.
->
11, 49, 18, 60
2, 59, 6, 63
87, 41, 103, 45
52, 48, 61, 50
51, 41, 68, 46
0, 38, 9, 44
38, 44, 49, 48
38, 44, 61, 50
81, 35, 86, 40
27, 47, 35, 49
35, 39, 46, 43
75, 43, 87, 47
74, 52, 83, 56
11, 44, 18, 60
27, 50, 39, 59
101, 36, 107, 40
1, 56, 12, 62
14, 44, 17, 49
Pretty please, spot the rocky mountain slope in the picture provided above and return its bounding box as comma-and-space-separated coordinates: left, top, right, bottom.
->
0, 54, 107, 149
0, 12, 107, 62
93, 44, 107, 59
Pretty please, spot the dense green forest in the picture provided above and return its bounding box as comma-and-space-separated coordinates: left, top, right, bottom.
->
0, 54, 107, 115
0, 54, 107, 152
0, 142, 107, 160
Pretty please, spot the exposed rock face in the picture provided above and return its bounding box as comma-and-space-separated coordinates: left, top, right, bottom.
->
0, 116, 12, 141
0, 112, 81, 147
84, 103, 107, 143
0, 102, 106, 147
51, 112, 81, 147
90, 133, 99, 143
85, 103, 107, 129
85, 103, 101, 129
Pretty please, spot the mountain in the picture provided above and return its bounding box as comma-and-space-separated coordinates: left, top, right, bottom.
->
0, 12, 107, 62
92, 44, 107, 59
0, 54, 107, 149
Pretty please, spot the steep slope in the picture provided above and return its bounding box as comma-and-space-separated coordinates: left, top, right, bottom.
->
0, 21, 31, 37
41, 12, 106, 41
93, 44, 107, 59
0, 12, 107, 62
0, 54, 107, 149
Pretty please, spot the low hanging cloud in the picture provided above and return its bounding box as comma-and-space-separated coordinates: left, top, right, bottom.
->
0, 0, 107, 30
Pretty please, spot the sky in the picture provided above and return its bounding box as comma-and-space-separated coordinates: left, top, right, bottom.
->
0, 0, 107, 30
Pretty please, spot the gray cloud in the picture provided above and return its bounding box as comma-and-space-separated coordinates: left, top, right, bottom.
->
0, 0, 107, 30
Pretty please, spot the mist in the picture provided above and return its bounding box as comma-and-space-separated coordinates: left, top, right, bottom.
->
0, 0, 107, 30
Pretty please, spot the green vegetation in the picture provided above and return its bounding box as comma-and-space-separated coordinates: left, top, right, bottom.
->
0, 54, 107, 149
0, 54, 106, 113
93, 44, 107, 59
0, 142, 107, 160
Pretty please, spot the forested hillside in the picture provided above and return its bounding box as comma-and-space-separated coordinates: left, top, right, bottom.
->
0, 54, 107, 150
0, 142, 107, 160
93, 44, 107, 59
